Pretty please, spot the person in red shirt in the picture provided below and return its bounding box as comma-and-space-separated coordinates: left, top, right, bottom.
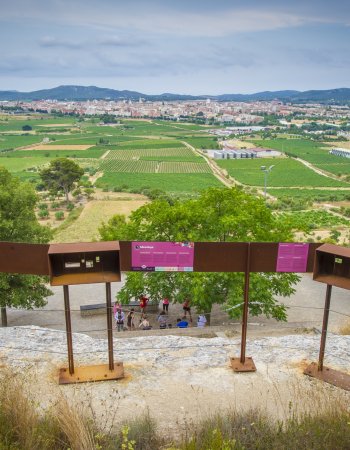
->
139, 295, 149, 316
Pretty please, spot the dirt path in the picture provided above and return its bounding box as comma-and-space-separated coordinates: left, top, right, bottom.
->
294, 156, 348, 182
182, 141, 235, 187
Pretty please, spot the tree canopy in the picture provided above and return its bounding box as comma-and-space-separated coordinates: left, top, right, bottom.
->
0, 167, 52, 325
99, 187, 299, 321
40, 158, 84, 203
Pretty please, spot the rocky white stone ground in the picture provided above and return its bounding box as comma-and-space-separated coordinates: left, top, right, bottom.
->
1, 326, 349, 433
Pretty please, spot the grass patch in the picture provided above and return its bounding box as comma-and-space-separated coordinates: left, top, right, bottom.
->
52, 206, 84, 238
253, 138, 350, 176
1, 368, 350, 450
217, 157, 348, 187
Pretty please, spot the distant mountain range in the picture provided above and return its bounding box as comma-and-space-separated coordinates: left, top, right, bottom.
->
0, 85, 350, 103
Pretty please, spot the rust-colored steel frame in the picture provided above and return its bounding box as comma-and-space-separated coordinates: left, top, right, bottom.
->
304, 283, 350, 391
58, 282, 124, 385
0, 240, 323, 384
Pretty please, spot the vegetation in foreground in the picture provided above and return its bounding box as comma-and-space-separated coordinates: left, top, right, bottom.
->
0, 368, 349, 450
100, 186, 299, 321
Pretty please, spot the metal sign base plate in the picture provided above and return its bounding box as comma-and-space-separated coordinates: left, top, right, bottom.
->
59, 363, 124, 385
230, 356, 256, 372
304, 362, 350, 391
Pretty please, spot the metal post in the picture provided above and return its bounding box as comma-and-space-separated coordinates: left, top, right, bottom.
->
240, 243, 251, 364
63, 285, 74, 375
318, 284, 332, 371
106, 282, 114, 371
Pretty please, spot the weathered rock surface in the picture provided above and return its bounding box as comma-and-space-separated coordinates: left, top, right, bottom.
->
1, 326, 349, 432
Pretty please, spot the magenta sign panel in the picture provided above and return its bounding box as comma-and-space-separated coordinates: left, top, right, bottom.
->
131, 242, 194, 272
276, 243, 309, 272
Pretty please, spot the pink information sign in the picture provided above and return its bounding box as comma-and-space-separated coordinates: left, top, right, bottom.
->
131, 242, 194, 272
276, 243, 309, 272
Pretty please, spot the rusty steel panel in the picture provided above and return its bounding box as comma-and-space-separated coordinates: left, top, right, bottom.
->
314, 243, 350, 259
0, 242, 49, 275
249, 242, 279, 272
59, 362, 124, 384
230, 356, 256, 372
313, 244, 350, 289
194, 242, 248, 272
49, 241, 119, 254
304, 362, 350, 391
119, 241, 320, 273
120, 240, 132, 271
250, 242, 321, 272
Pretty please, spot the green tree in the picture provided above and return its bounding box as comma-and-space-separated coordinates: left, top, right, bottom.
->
0, 168, 52, 326
99, 187, 299, 322
22, 124, 32, 131
40, 158, 84, 203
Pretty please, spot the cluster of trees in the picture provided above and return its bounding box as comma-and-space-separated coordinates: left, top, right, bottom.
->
0, 168, 52, 326
0, 157, 89, 326
39, 158, 84, 203
100, 187, 299, 321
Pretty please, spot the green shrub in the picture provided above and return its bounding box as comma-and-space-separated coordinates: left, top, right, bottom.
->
55, 211, 64, 220
38, 209, 49, 219
51, 202, 60, 210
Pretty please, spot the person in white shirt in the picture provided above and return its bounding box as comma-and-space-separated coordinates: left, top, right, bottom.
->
197, 314, 207, 328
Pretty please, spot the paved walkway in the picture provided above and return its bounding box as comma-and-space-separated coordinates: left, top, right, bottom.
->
4, 274, 350, 338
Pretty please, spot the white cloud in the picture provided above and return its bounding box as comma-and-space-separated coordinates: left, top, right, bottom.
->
1, 2, 323, 37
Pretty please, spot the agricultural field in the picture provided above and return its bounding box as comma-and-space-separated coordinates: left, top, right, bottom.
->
95, 173, 221, 193
217, 158, 348, 188
268, 188, 350, 202
253, 138, 350, 177
105, 147, 195, 159
100, 160, 158, 173
278, 210, 350, 230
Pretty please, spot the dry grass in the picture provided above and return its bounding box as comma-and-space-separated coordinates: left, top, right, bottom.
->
339, 319, 350, 335
1, 367, 350, 450
54, 395, 97, 450
323, 141, 350, 150
53, 198, 147, 242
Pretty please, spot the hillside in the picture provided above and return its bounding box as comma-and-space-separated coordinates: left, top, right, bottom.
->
1, 85, 350, 103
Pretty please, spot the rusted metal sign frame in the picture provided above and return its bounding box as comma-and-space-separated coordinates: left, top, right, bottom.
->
0, 240, 321, 383
304, 244, 350, 391
58, 282, 124, 385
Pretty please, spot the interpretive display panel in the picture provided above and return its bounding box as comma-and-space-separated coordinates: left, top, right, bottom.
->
131, 241, 194, 272
276, 243, 309, 272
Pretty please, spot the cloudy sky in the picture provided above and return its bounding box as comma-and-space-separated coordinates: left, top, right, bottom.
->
1, 0, 349, 94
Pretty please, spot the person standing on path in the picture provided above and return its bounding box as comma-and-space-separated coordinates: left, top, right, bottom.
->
182, 299, 192, 322
139, 295, 149, 317
162, 297, 170, 314
115, 307, 125, 332
126, 308, 135, 331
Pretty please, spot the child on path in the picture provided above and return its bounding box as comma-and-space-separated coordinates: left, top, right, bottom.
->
157, 311, 168, 329
114, 307, 125, 332
139, 315, 152, 330
197, 314, 207, 328
126, 308, 135, 331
